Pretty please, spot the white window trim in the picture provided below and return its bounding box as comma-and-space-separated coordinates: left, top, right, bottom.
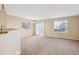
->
54, 20, 68, 33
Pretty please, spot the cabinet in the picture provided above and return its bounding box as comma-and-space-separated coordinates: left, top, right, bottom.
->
0, 30, 21, 55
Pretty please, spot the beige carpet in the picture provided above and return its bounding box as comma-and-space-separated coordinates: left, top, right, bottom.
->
21, 36, 79, 55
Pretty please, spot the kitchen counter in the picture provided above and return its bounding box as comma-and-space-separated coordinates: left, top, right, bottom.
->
0, 28, 17, 33
0, 29, 21, 55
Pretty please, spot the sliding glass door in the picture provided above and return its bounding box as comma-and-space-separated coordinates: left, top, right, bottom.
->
36, 22, 44, 36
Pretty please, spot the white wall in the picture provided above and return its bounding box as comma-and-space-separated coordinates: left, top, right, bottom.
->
0, 10, 6, 28
45, 16, 79, 40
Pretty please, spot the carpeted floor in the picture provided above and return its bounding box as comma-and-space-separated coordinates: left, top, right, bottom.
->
21, 36, 79, 55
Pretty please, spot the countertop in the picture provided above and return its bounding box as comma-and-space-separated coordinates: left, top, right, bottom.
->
0, 28, 20, 35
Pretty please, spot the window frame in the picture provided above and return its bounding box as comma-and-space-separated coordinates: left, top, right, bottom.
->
54, 20, 68, 33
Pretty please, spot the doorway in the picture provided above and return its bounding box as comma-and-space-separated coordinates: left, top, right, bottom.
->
36, 22, 44, 36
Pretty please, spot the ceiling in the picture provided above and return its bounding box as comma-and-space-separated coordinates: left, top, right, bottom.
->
1, 4, 79, 20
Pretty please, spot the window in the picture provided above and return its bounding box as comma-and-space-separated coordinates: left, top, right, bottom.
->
54, 20, 68, 33
22, 22, 31, 29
